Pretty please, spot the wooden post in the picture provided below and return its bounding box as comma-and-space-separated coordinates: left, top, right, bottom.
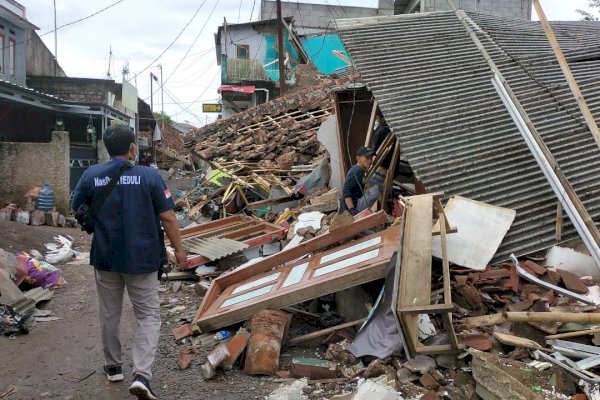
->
380, 141, 401, 212
533, 0, 600, 150
365, 99, 378, 147
276, 0, 286, 96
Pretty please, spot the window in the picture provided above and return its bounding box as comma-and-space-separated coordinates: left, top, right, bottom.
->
8, 38, 15, 76
236, 44, 249, 59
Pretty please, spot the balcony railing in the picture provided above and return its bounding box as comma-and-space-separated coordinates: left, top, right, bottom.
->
222, 56, 281, 83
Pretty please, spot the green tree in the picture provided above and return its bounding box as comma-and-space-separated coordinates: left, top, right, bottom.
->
153, 111, 173, 126
577, 0, 600, 21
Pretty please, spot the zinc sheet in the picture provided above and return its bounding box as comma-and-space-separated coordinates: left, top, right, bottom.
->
337, 11, 600, 261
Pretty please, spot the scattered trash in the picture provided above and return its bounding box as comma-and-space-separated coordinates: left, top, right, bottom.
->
0, 305, 32, 336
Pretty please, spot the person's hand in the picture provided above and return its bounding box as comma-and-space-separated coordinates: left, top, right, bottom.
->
174, 249, 187, 270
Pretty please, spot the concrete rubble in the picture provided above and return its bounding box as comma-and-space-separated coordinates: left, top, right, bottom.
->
144, 67, 600, 400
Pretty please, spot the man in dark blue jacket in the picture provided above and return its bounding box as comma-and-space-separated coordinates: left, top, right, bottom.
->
339, 146, 376, 215
72, 125, 186, 400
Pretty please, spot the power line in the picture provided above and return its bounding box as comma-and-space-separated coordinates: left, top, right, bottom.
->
237, 0, 243, 23
132, 1, 206, 80
144, 0, 219, 101
4, 0, 126, 52
250, 0, 257, 21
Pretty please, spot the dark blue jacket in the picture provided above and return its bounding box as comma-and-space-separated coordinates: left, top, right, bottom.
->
71, 158, 175, 274
339, 164, 366, 213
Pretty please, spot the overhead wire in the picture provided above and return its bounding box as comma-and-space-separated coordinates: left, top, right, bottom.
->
3, 0, 126, 52
144, 0, 219, 101
132, 1, 207, 80
250, 0, 257, 21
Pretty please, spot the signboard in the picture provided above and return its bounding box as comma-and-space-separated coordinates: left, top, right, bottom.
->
121, 79, 138, 112
203, 103, 223, 113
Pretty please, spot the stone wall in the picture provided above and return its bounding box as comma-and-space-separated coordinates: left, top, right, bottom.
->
0, 131, 70, 213
26, 76, 119, 104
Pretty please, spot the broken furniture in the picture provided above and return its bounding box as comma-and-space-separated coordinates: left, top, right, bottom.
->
394, 194, 461, 357
165, 215, 287, 270
193, 211, 390, 332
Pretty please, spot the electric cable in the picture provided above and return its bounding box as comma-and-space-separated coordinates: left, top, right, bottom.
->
132, 1, 207, 80
4, 0, 126, 52
143, 0, 218, 101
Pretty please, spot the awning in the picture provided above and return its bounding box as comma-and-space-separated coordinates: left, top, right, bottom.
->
218, 85, 255, 94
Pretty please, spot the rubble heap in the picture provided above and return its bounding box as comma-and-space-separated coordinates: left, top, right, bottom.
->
189, 77, 352, 169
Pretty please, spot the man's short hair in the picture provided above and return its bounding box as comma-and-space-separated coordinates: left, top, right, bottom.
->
103, 125, 135, 156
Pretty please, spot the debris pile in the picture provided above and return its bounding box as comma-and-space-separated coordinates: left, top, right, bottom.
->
189, 78, 349, 169
158, 191, 600, 400
0, 235, 79, 337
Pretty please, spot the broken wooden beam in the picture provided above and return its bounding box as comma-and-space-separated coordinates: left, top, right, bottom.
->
286, 318, 366, 346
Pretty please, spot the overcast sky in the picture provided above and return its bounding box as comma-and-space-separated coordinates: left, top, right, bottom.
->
20, 0, 594, 127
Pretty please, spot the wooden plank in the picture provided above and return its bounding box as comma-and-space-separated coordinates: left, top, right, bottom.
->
188, 185, 227, 217
397, 303, 454, 314
287, 318, 366, 346
412, 344, 460, 355
433, 198, 452, 307
364, 131, 395, 184
546, 328, 600, 340
533, 0, 600, 151
161, 271, 197, 281
195, 211, 389, 319
459, 313, 507, 329
397, 194, 435, 355
381, 141, 401, 213
176, 215, 249, 238
507, 312, 600, 324
246, 195, 296, 210
364, 99, 378, 147
493, 332, 543, 350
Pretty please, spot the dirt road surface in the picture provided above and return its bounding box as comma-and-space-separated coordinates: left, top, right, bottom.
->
0, 220, 275, 399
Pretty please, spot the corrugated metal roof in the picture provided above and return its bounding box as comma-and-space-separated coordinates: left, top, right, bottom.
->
182, 237, 249, 261
336, 11, 600, 261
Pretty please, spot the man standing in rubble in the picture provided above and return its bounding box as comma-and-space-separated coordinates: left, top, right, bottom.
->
72, 125, 186, 400
339, 146, 378, 215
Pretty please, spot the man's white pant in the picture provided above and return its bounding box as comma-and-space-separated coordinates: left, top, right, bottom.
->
94, 270, 160, 380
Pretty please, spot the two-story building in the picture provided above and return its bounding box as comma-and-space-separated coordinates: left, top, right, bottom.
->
215, 17, 302, 117
0, 0, 137, 213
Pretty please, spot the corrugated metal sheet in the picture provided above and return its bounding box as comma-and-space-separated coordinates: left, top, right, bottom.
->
336, 11, 600, 261
182, 237, 249, 261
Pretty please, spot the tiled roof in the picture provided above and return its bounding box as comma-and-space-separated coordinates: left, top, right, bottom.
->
188, 76, 359, 167
337, 11, 600, 261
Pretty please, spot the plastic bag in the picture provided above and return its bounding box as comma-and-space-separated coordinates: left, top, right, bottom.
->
18, 252, 65, 289
44, 235, 74, 264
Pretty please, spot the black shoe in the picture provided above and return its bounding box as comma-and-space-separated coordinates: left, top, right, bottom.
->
129, 374, 156, 400
103, 365, 124, 382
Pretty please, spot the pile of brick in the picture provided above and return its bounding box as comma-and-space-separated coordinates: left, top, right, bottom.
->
189, 77, 352, 169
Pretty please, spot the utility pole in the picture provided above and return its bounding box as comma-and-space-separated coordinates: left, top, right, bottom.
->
53, 0, 57, 76
159, 64, 164, 130
150, 72, 155, 164
276, 0, 285, 96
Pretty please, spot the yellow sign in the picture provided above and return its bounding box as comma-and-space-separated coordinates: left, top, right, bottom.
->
202, 103, 222, 113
